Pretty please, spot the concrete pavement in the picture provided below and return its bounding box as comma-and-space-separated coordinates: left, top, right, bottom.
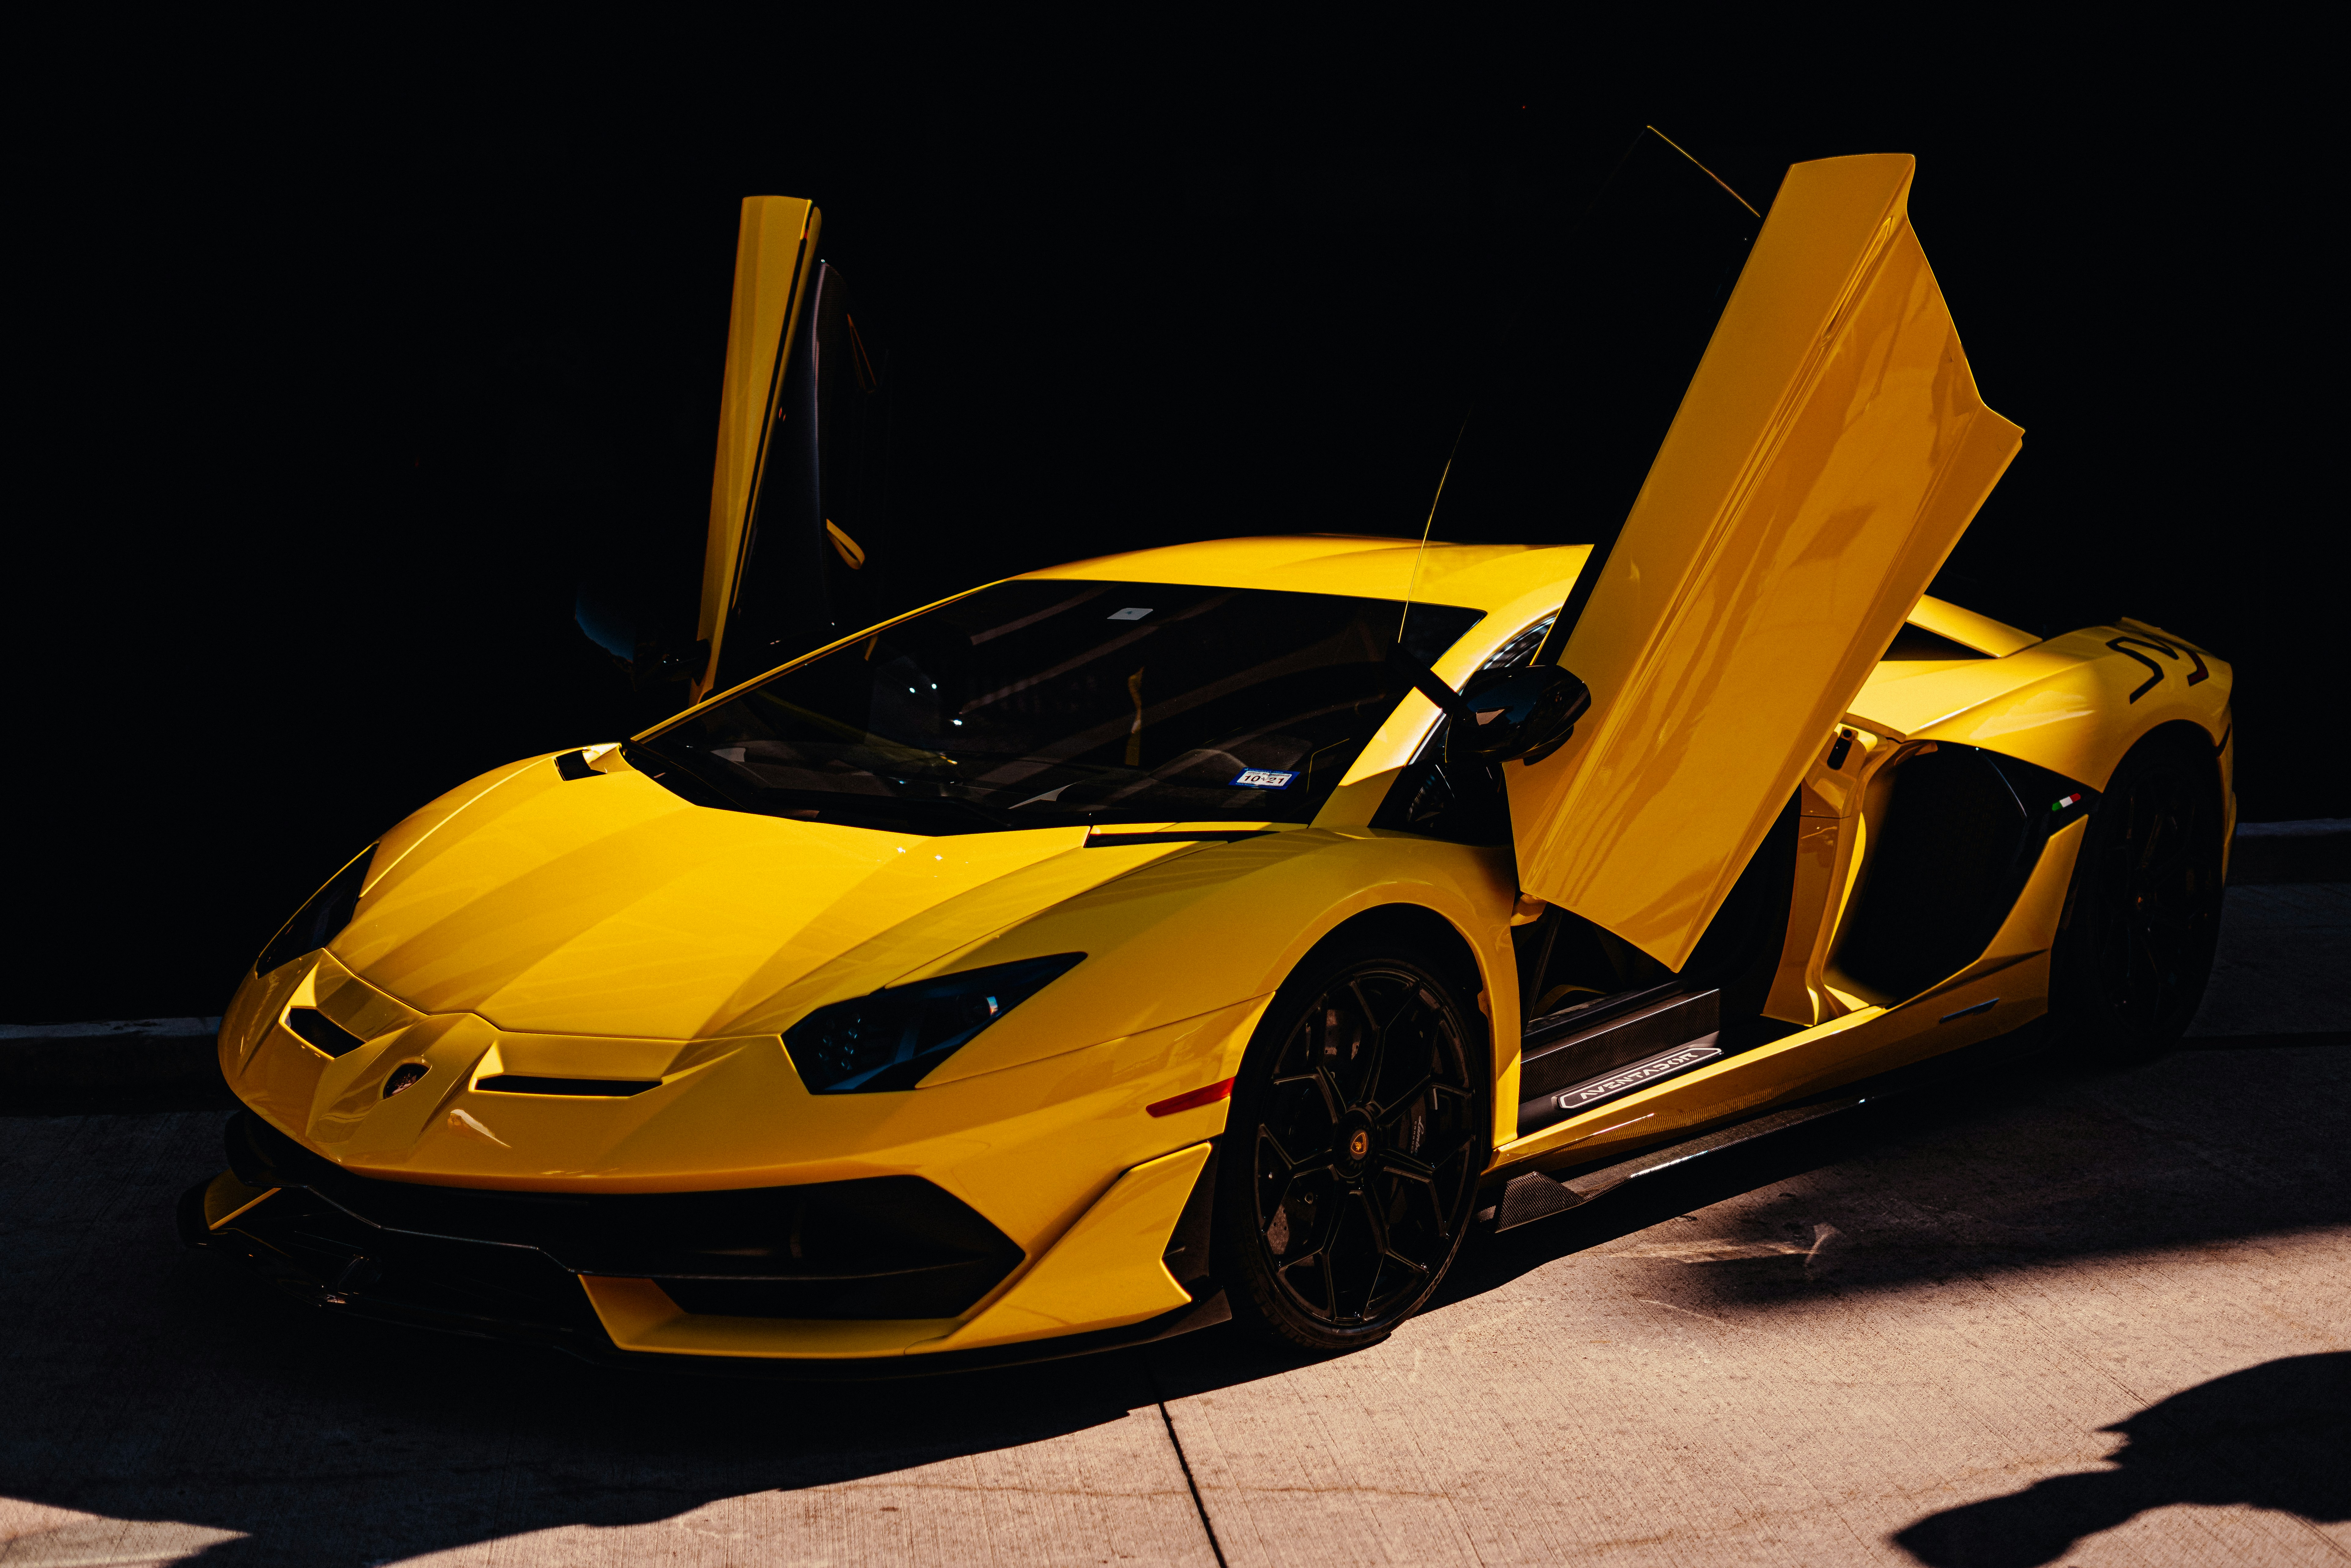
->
2, 884, 2343, 1567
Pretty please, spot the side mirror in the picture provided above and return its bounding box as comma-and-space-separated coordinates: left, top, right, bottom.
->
1447, 664, 1591, 765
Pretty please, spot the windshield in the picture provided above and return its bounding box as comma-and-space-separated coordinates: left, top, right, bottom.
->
629, 580, 1484, 835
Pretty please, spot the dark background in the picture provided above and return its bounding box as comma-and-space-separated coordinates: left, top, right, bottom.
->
9, 60, 2335, 1024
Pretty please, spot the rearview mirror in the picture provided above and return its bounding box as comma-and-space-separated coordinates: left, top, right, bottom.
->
1447, 664, 1591, 765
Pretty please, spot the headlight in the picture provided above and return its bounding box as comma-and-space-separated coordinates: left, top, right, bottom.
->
255, 845, 377, 976
785, 954, 1085, 1093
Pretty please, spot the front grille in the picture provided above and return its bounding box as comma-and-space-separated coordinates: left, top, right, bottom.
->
657, 1266, 1003, 1320
220, 1111, 1023, 1321
208, 1185, 598, 1334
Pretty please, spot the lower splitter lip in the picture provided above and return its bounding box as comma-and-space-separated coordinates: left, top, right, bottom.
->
179, 1174, 1230, 1378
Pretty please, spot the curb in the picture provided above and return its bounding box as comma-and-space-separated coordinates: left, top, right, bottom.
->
6, 823, 2344, 1097
2231, 819, 2351, 885
1, 1017, 223, 1095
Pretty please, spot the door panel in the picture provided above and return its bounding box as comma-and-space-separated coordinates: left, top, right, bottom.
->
696, 196, 821, 701
1512, 154, 2023, 969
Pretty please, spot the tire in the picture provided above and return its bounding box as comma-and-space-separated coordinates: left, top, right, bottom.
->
1215, 928, 1489, 1353
2051, 729, 2227, 1064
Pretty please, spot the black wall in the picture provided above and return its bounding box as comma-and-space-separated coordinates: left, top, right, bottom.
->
10, 75, 2335, 1023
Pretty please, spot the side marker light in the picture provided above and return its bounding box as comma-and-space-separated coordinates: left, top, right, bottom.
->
1148, 1077, 1236, 1118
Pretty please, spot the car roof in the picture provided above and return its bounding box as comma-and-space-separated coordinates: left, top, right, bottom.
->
1019, 536, 1594, 615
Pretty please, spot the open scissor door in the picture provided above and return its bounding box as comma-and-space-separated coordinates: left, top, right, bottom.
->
1511, 153, 2024, 970
691, 197, 895, 702
695, 195, 820, 701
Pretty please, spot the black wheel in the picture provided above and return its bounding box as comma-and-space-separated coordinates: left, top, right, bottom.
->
1216, 930, 1488, 1353
2053, 731, 2226, 1063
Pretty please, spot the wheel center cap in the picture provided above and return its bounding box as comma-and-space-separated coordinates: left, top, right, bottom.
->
1347, 1128, 1371, 1162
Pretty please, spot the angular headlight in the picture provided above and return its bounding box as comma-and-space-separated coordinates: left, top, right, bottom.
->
255, 845, 377, 976
785, 954, 1085, 1093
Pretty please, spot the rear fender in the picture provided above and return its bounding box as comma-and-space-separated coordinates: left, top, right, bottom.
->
1845, 623, 2231, 790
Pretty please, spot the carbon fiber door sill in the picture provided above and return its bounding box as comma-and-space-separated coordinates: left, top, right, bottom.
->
1485, 1095, 1867, 1233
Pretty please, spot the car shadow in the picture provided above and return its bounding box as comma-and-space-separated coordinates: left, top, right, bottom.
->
1889, 1353, 2350, 1566
2, 1104, 1219, 1567
1, 1033, 2342, 1566
1424, 1033, 2349, 1316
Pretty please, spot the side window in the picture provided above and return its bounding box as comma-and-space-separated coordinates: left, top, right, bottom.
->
1371, 722, 1511, 845
1368, 615, 1555, 845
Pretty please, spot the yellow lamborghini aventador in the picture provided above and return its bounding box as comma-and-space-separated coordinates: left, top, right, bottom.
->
185, 148, 2233, 1372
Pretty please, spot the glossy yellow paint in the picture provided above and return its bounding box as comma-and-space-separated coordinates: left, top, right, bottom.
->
1906, 593, 2037, 657
576, 1141, 1209, 1359
1029, 537, 1588, 626
212, 547, 1559, 1355
1511, 154, 2024, 970
208, 139, 2246, 1368
1848, 623, 2231, 786
584, 1276, 949, 1360
339, 760, 1149, 1040
697, 195, 820, 702
925, 1141, 1210, 1353
895, 830, 1518, 1138
1763, 723, 1901, 1026
210, 507, 2231, 1364
225, 946, 1270, 1351
1500, 818, 2081, 1179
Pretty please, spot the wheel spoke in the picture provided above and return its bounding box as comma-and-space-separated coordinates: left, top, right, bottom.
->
1342, 979, 1391, 1105
1374, 1072, 1435, 1122
1378, 1128, 1473, 1184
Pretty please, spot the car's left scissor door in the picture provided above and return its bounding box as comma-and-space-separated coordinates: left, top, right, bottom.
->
694, 195, 822, 702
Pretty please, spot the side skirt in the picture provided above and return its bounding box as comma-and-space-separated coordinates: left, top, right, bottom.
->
1483, 1098, 1863, 1231
1478, 1016, 2059, 1234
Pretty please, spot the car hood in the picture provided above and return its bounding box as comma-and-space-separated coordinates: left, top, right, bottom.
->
331, 754, 1186, 1041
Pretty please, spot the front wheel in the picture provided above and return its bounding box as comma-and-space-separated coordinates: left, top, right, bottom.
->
1215, 931, 1488, 1353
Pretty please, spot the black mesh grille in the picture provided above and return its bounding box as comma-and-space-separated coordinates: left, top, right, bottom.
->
221, 1111, 1023, 1321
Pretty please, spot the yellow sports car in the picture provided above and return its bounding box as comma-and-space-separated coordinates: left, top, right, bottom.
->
184, 148, 2232, 1372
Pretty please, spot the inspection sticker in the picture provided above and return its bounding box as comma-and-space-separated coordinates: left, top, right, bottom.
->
1107, 606, 1154, 621
1231, 769, 1298, 790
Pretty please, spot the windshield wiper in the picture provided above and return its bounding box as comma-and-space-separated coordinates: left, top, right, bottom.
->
875, 793, 1023, 833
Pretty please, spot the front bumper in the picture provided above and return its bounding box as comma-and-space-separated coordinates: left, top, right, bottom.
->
206, 945, 1266, 1366
185, 1110, 1228, 1375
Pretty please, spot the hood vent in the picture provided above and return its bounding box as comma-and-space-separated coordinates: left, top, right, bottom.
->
475, 1073, 660, 1097
286, 1008, 364, 1058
